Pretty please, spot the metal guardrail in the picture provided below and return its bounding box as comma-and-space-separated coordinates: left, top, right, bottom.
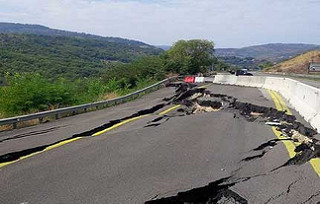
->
0, 76, 179, 129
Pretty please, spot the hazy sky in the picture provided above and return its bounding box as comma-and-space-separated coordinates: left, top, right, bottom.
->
0, 0, 319, 48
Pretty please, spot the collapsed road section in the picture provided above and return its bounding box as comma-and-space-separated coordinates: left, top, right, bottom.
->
1, 82, 319, 173
144, 82, 320, 203
4, 81, 312, 169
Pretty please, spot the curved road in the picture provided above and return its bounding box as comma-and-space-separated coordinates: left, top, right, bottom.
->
1, 84, 320, 203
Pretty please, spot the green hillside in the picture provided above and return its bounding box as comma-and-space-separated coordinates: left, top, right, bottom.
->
0, 23, 163, 80
0, 33, 162, 79
0, 22, 155, 47
0, 38, 217, 119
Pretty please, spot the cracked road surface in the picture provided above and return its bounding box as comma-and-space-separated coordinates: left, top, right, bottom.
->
1, 84, 320, 203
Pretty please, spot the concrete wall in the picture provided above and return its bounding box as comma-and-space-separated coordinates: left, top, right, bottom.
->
212, 75, 320, 133
195, 77, 204, 83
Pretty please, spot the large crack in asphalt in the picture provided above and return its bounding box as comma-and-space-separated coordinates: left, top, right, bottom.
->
145, 171, 272, 204
0, 103, 167, 164
263, 178, 300, 204
252, 138, 292, 151
0, 126, 66, 143
147, 83, 320, 170
2, 82, 320, 202
145, 176, 248, 204
177, 83, 319, 165
144, 82, 320, 203
0, 83, 202, 165
241, 150, 267, 162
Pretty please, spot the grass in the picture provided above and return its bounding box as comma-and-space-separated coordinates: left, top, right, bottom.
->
264, 50, 320, 74
0, 73, 160, 119
0, 77, 163, 131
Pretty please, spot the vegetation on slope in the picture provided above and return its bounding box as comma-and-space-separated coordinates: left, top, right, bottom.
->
163, 40, 215, 74
0, 39, 219, 118
0, 72, 155, 117
0, 33, 163, 80
264, 50, 320, 74
217, 56, 273, 70
0, 22, 155, 47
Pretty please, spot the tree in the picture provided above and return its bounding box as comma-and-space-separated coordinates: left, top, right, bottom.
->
258, 61, 274, 70
214, 59, 231, 71
164, 39, 215, 74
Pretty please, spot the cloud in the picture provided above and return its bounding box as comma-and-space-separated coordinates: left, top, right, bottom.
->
0, 0, 319, 47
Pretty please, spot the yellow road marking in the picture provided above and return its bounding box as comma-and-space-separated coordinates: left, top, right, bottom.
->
0, 103, 187, 168
0, 137, 83, 168
198, 84, 212, 89
310, 159, 320, 177
271, 127, 296, 158
268, 89, 320, 177
268, 90, 297, 158
272, 91, 293, 115
0, 115, 150, 169
92, 115, 149, 136
158, 105, 181, 116
268, 90, 283, 111
0, 84, 209, 169
45, 137, 83, 151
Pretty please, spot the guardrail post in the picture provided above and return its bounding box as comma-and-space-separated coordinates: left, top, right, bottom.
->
39, 117, 43, 124
84, 108, 87, 112
55, 114, 60, 120
13, 122, 18, 129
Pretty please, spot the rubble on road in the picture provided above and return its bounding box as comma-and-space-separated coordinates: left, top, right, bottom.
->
164, 82, 320, 167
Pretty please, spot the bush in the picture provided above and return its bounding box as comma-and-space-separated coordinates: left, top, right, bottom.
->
0, 73, 76, 116
0, 72, 158, 118
104, 56, 166, 89
74, 77, 121, 103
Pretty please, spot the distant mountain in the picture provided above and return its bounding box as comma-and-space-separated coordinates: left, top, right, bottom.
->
0, 23, 163, 79
217, 56, 269, 70
215, 43, 320, 62
156, 45, 171, 51
264, 50, 320, 74
0, 22, 159, 48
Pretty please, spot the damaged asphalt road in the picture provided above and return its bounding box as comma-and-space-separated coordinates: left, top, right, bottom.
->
145, 83, 320, 203
1, 83, 320, 203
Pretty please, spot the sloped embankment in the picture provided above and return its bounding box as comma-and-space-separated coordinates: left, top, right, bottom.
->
264, 50, 320, 74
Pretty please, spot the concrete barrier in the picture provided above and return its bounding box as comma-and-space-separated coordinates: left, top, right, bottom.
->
235, 76, 266, 88
213, 75, 320, 132
195, 77, 205, 83
204, 77, 215, 82
311, 114, 320, 133
213, 75, 237, 85
289, 82, 320, 122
